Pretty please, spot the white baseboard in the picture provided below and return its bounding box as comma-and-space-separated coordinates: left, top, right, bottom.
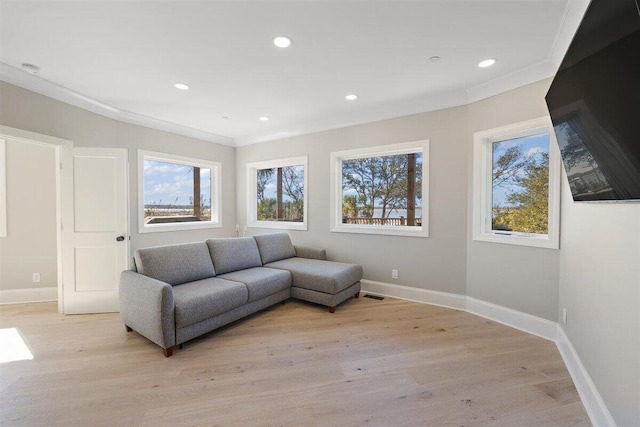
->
361, 280, 556, 340
359, 279, 614, 426
556, 326, 616, 427
0, 287, 58, 304
466, 296, 557, 341
361, 279, 466, 310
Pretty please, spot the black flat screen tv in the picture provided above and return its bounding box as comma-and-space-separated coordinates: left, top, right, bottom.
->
546, 0, 640, 201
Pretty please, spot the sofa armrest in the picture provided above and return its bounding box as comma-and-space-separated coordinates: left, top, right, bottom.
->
294, 245, 327, 260
119, 270, 176, 349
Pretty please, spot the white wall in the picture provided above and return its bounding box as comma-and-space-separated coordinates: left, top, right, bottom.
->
559, 174, 640, 425
0, 139, 57, 291
0, 81, 237, 274
236, 106, 469, 296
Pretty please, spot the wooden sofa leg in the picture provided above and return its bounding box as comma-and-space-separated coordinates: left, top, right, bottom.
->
329, 306, 336, 313
163, 346, 175, 357
355, 292, 360, 298
125, 325, 132, 332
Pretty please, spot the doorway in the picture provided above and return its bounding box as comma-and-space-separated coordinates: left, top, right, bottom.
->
0, 125, 128, 314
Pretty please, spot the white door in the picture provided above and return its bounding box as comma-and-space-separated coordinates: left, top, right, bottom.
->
61, 148, 128, 314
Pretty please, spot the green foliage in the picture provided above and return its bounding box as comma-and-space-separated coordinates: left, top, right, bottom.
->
257, 169, 275, 203
342, 195, 358, 218
257, 198, 303, 222
342, 153, 422, 219
256, 165, 304, 222
493, 152, 549, 234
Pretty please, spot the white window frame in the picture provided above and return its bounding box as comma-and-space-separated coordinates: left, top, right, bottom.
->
138, 150, 221, 233
330, 140, 429, 238
247, 156, 308, 231
472, 116, 560, 249
0, 139, 6, 237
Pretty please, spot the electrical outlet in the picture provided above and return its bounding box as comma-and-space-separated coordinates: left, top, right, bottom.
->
32, 273, 41, 283
392, 269, 399, 279
562, 308, 568, 325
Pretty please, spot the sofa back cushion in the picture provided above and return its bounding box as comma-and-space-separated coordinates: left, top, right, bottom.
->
253, 233, 297, 264
206, 237, 263, 274
134, 242, 216, 286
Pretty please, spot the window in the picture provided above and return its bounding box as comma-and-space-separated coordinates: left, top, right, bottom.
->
472, 117, 560, 249
330, 140, 429, 237
247, 156, 308, 230
138, 150, 221, 233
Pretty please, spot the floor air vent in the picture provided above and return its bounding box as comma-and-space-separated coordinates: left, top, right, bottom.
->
364, 294, 385, 300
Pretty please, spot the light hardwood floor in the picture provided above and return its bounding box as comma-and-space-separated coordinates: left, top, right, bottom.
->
0, 296, 591, 426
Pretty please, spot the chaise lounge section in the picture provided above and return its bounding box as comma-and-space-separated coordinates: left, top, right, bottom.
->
119, 233, 362, 356
253, 233, 362, 313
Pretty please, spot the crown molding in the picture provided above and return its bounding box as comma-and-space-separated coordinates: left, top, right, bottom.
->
465, 60, 557, 105
548, 0, 592, 69
465, 0, 590, 105
0, 62, 235, 147
2, 0, 590, 149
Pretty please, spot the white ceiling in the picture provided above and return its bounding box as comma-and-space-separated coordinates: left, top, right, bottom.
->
0, 1, 589, 146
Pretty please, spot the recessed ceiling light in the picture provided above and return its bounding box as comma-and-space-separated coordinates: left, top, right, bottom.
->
21, 63, 40, 74
345, 94, 358, 101
259, 116, 270, 121
429, 56, 440, 62
174, 83, 190, 90
478, 58, 497, 68
221, 116, 229, 120
273, 36, 292, 48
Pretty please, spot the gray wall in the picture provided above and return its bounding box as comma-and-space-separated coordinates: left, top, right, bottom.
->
0, 139, 57, 290
237, 79, 561, 322
0, 81, 237, 286
236, 106, 469, 295
3, 77, 638, 424
558, 174, 640, 425
466, 79, 560, 321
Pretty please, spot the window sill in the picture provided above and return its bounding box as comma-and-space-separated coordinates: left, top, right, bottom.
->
139, 221, 222, 234
331, 224, 428, 238
248, 221, 307, 231
473, 232, 558, 249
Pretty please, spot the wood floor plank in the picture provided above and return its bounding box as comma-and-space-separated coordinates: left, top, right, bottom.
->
0, 297, 591, 426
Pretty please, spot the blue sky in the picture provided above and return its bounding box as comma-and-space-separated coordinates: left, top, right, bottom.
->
492, 133, 549, 207
144, 160, 211, 206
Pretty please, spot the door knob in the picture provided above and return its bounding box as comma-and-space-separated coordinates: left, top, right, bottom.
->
116, 236, 125, 242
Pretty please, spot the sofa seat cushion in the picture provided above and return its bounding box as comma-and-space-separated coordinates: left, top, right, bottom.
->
172, 278, 248, 328
207, 237, 263, 275
253, 233, 297, 264
218, 267, 292, 303
134, 242, 215, 286
265, 258, 363, 294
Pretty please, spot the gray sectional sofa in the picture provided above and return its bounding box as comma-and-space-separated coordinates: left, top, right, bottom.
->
119, 233, 362, 356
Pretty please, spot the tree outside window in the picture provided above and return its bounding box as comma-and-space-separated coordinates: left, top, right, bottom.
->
247, 156, 308, 230
256, 165, 304, 222
143, 159, 212, 224
472, 117, 560, 249
341, 152, 423, 227
330, 141, 429, 238
138, 150, 221, 233
491, 133, 550, 235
